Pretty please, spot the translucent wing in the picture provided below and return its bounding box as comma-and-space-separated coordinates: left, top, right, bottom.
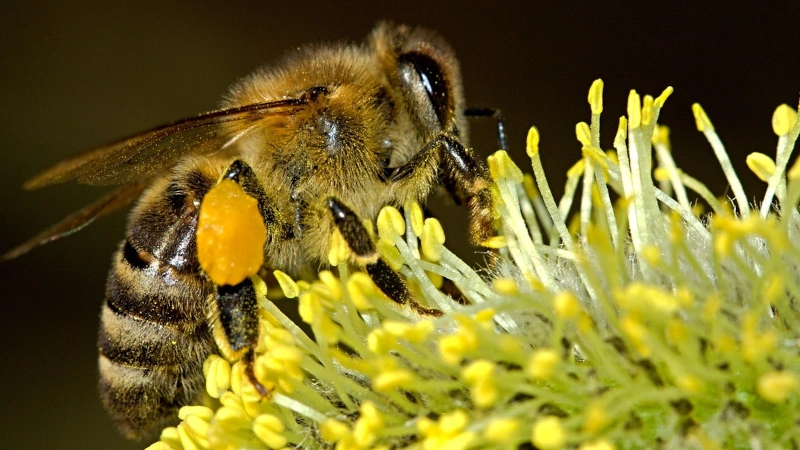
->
1, 178, 151, 261
24, 98, 307, 189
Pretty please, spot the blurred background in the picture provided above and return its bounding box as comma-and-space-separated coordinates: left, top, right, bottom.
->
2, 1, 799, 448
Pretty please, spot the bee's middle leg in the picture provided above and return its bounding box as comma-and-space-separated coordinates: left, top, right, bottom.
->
326, 197, 441, 316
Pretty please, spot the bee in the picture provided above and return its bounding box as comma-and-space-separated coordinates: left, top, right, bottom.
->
4, 22, 504, 440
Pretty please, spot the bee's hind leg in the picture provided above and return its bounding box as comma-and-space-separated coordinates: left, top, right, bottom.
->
208, 160, 279, 398
325, 197, 441, 316
213, 279, 270, 398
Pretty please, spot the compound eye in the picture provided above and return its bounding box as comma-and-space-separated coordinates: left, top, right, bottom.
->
398, 51, 450, 128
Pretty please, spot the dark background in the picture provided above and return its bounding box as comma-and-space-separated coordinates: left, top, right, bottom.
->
2, 2, 798, 449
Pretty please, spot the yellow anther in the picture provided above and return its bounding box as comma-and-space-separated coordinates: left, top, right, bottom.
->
318, 270, 342, 300
197, 179, 267, 286
746, 152, 776, 182
328, 229, 348, 266
581, 145, 608, 171
367, 328, 396, 355
489, 150, 524, 182
692, 103, 714, 132
418, 410, 476, 450
620, 283, 679, 313
523, 174, 540, 199
408, 201, 424, 236
377, 206, 405, 246
676, 288, 694, 306
553, 291, 581, 319
462, 359, 494, 383
654, 86, 673, 108
677, 374, 702, 394
346, 272, 375, 311
653, 167, 670, 182
627, 90, 642, 129
317, 315, 341, 345
583, 401, 610, 434
421, 218, 446, 261
714, 232, 732, 258
178, 405, 214, 422
588, 79, 604, 114
218, 392, 243, 411
462, 360, 498, 408
203, 354, 231, 398
763, 275, 784, 303
567, 159, 586, 178
772, 104, 797, 136
382, 320, 434, 343
298, 291, 323, 324
229, 361, 247, 398
439, 327, 477, 365
377, 240, 404, 271
652, 124, 671, 148
321, 419, 350, 442
531, 416, 566, 450
527, 348, 560, 380
158, 427, 181, 448
580, 439, 616, 450
182, 415, 210, 447
481, 235, 507, 249
475, 308, 496, 325
666, 318, 689, 345
606, 149, 619, 165
492, 277, 518, 295
641, 95, 654, 126
757, 371, 797, 403
641, 244, 661, 266
381, 320, 409, 336
215, 406, 248, 432
253, 414, 287, 449
273, 270, 299, 298
372, 369, 415, 392
374, 368, 414, 391
789, 156, 800, 180
426, 270, 444, 288
620, 315, 650, 357
176, 426, 203, 450
408, 320, 435, 343
526, 126, 541, 157
484, 418, 520, 443
439, 410, 469, 434
615, 117, 628, 147
576, 122, 593, 147
354, 402, 384, 442
252, 275, 268, 298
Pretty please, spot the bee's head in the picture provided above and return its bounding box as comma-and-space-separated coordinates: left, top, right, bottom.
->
370, 22, 467, 144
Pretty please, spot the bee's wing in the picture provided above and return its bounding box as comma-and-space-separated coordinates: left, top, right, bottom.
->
6, 97, 308, 260
24, 98, 306, 189
1, 178, 151, 261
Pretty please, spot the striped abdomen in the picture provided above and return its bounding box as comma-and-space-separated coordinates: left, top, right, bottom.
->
98, 176, 215, 439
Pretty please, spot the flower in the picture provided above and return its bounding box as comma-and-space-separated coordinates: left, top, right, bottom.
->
147, 81, 800, 449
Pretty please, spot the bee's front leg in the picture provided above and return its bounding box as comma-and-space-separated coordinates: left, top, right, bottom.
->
465, 106, 507, 151
389, 133, 494, 245
326, 197, 441, 316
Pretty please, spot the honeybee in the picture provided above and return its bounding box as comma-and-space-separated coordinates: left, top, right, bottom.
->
4, 22, 503, 440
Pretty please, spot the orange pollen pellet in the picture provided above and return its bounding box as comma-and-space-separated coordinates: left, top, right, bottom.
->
196, 179, 267, 286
